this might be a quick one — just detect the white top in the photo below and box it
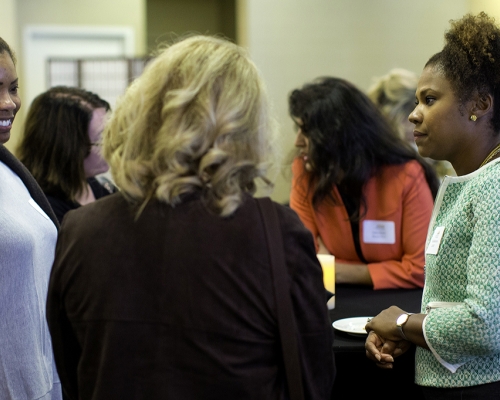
[0,161,61,399]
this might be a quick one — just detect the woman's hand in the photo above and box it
[335,261,372,285]
[365,306,429,353]
[365,331,411,369]
[316,236,373,285]
[365,305,406,341]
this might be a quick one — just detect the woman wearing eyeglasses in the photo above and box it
[17,86,115,223]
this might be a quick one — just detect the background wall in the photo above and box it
[147,0,235,52]
[2,0,500,204]
[241,0,470,203]
[2,0,18,51]
[470,0,500,17]
[16,0,146,53]
[4,0,147,152]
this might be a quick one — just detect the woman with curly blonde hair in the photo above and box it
[367,68,418,143]
[103,36,274,217]
[46,35,335,399]
[366,12,500,398]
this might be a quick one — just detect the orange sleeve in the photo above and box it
[290,158,319,252]
[367,163,433,289]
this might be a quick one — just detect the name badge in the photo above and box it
[426,226,445,255]
[362,220,395,244]
[29,198,50,220]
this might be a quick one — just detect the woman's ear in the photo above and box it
[471,93,493,119]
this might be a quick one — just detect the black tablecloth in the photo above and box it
[329,285,423,352]
[328,285,424,399]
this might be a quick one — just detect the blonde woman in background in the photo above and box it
[368,68,455,179]
[368,68,418,143]
[46,35,335,400]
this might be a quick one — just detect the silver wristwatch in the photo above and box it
[396,313,413,340]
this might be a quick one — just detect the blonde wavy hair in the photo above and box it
[367,68,418,140]
[103,35,276,217]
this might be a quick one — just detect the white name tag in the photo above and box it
[362,220,395,244]
[29,198,50,220]
[426,226,445,255]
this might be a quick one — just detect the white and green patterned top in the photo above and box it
[416,159,500,388]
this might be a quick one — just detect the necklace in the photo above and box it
[480,143,500,168]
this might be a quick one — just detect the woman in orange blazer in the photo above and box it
[289,77,439,289]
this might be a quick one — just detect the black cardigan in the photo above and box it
[47,192,336,400]
[0,144,59,228]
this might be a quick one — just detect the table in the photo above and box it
[329,284,424,399]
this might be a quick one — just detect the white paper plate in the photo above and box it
[332,317,372,336]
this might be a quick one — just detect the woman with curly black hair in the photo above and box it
[366,12,500,398]
[289,77,439,289]
[367,68,455,180]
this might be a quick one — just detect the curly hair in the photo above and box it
[367,68,418,141]
[289,77,439,221]
[103,35,276,217]
[426,12,500,133]
[17,86,110,201]
[0,36,15,64]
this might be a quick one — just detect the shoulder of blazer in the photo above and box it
[0,145,59,229]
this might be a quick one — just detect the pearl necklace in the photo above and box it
[480,143,500,168]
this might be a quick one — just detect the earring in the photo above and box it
[470,115,477,121]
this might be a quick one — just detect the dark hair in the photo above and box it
[17,86,110,201]
[0,37,16,64]
[425,12,500,133]
[289,77,439,221]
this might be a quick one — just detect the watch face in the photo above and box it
[397,313,409,326]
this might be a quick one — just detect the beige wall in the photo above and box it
[241,0,473,203]
[241,0,500,204]
[4,0,500,196]
[469,0,500,18]
[1,0,19,51]
[16,0,146,54]
[4,0,146,151]
[147,0,235,53]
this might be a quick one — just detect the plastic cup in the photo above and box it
[317,254,335,309]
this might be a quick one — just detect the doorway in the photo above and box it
[22,26,135,108]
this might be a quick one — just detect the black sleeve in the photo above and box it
[0,145,59,228]
[46,215,82,400]
[90,176,117,198]
[276,204,336,400]
[46,195,77,224]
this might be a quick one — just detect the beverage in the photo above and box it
[317,254,335,309]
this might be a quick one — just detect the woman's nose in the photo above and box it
[294,131,305,147]
[0,91,16,111]
[408,105,421,125]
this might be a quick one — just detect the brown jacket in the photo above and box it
[47,192,335,399]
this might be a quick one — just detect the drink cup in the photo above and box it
[317,254,335,309]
